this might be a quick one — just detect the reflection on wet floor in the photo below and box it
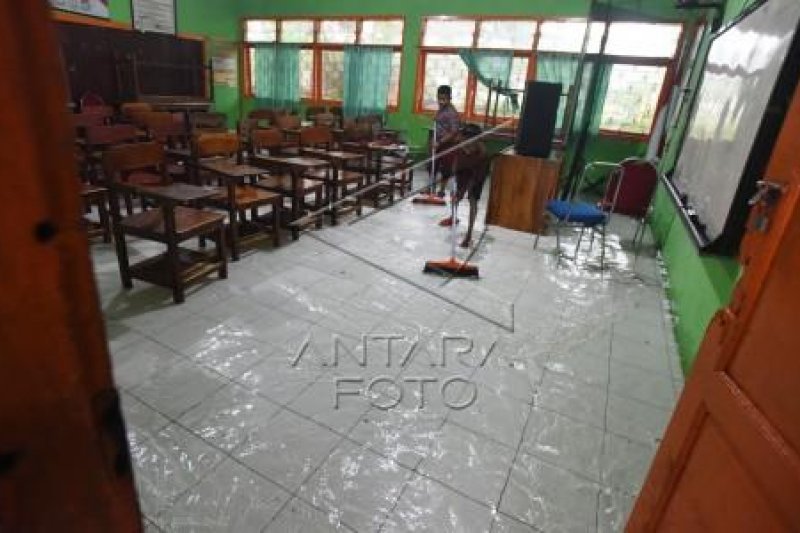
[95,173,684,532]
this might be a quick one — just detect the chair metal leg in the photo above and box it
[575,227,585,261]
[600,225,607,271]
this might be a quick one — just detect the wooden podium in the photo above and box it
[486,147,561,234]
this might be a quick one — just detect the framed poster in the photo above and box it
[132,0,176,34]
[50,0,110,18]
[210,41,238,88]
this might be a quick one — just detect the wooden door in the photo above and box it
[627,76,800,530]
[0,1,141,531]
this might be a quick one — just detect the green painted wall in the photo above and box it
[238,0,593,149]
[650,1,761,374]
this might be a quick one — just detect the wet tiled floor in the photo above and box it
[94,175,684,532]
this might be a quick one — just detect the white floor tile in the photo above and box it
[130,424,224,518]
[500,451,600,533]
[418,422,516,507]
[601,432,657,494]
[178,383,281,452]
[447,385,531,448]
[535,371,608,430]
[606,393,671,447]
[159,458,290,532]
[299,440,413,533]
[383,475,493,533]
[130,359,227,419]
[520,407,605,482]
[234,408,341,492]
[609,359,676,409]
[264,497,355,532]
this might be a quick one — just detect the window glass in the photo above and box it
[474,57,529,117]
[388,52,402,107]
[300,49,314,99]
[421,53,469,110]
[538,21,604,53]
[281,20,314,43]
[423,19,476,47]
[599,64,666,134]
[245,20,276,43]
[477,20,536,50]
[319,19,357,44]
[361,19,404,45]
[322,50,345,100]
[605,23,682,58]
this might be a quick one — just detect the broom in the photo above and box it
[423,161,479,278]
[412,124,447,206]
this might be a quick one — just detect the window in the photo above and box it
[416,16,683,136]
[362,19,404,45]
[474,57,530,117]
[322,50,345,101]
[245,20,276,43]
[599,64,666,134]
[477,20,536,50]
[244,17,405,108]
[538,20,604,53]
[319,19,357,44]
[281,20,314,43]
[421,54,469,111]
[423,19,476,47]
[605,22,682,58]
[417,17,537,121]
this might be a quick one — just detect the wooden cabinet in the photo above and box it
[486,147,561,234]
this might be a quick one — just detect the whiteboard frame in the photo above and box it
[665,0,800,255]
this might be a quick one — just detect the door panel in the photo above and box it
[628,63,800,532]
[661,420,786,533]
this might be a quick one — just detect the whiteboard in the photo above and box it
[673,0,800,243]
[132,0,176,35]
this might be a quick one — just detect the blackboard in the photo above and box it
[668,0,800,255]
[57,20,205,106]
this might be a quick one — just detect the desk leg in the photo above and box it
[227,181,240,261]
[291,171,300,241]
[330,166,340,226]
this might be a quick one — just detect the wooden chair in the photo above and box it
[194,132,283,259]
[250,127,293,156]
[120,102,153,128]
[80,184,111,243]
[312,112,338,128]
[103,142,227,304]
[299,126,365,198]
[305,105,327,120]
[248,108,275,122]
[249,135,324,229]
[141,112,192,181]
[274,113,303,154]
[190,112,227,134]
[83,124,140,184]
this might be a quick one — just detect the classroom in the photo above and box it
[2,0,799,531]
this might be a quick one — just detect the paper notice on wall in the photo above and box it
[211,42,239,88]
[132,0,176,34]
[50,0,109,18]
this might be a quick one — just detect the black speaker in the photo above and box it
[515,81,561,158]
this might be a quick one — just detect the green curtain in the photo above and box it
[459,49,519,112]
[565,59,612,139]
[252,43,301,111]
[343,45,393,119]
[535,53,581,131]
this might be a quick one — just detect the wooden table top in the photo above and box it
[300,147,365,162]
[200,159,265,178]
[136,182,219,203]
[251,154,330,170]
[165,147,192,159]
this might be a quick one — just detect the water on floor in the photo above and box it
[93,174,684,532]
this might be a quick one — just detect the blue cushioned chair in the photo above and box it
[534,161,623,269]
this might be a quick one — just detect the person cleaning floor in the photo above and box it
[431,85,461,199]
[450,123,490,248]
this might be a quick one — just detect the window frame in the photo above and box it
[242,15,405,111]
[414,15,686,138]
